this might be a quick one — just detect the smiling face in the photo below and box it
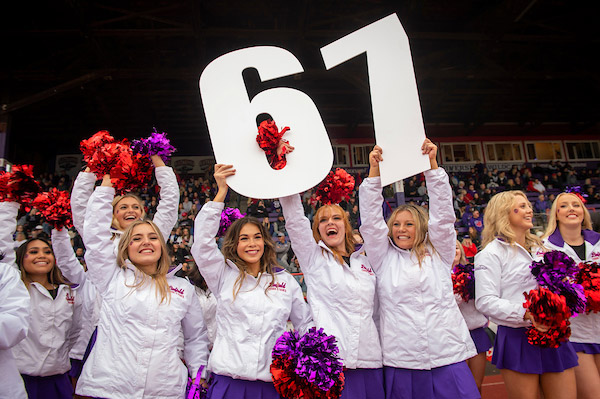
[391,210,417,249]
[114,196,143,230]
[556,193,584,228]
[316,206,347,253]
[508,195,534,232]
[127,223,161,268]
[22,239,55,276]
[237,223,265,269]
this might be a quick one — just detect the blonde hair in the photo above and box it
[387,205,433,267]
[454,239,467,267]
[221,217,278,300]
[111,193,146,231]
[117,220,171,304]
[481,191,542,250]
[312,204,356,265]
[543,193,593,238]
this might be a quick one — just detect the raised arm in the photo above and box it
[150,155,180,241]
[52,228,87,285]
[279,194,319,271]
[71,169,97,239]
[0,202,20,267]
[0,262,29,349]
[82,176,120,293]
[424,168,456,266]
[190,164,235,297]
[182,286,210,380]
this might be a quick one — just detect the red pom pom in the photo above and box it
[111,153,154,195]
[0,165,42,211]
[32,189,73,230]
[523,287,572,348]
[256,119,291,170]
[80,130,115,163]
[576,261,600,313]
[315,168,355,205]
[87,140,132,178]
[452,263,475,302]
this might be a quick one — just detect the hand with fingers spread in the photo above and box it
[524,310,551,333]
[276,139,295,157]
[421,138,438,169]
[213,164,236,202]
[368,145,383,178]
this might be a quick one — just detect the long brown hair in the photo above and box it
[312,204,356,264]
[387,204,433,267]
[221,217,278,299]
[16,237,67,287]
[111,193,147,231]
[116,219,171,304]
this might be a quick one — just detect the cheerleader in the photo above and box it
[0,223,30,399]
[475,190,577,399]
[0,201,83,399]
[190,164,312,399]
[359,141,479,399]
[279,185,384,397]
[64,154,179,377]
[542,192,600,398]
[74,175,208,399]
[452,241,491,394]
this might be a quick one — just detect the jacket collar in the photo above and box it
[317,240,364,260]
[548,228,600,247]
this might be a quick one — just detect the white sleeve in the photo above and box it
[474,247,527,325]
[358,177,391,274]
[152,166,180,241]
[190,201,227,297]
[425,168,457,265]
[52,228,86,285]
[0,202,20,267]
[0,262,30,349]
[280,195,320,272]
[83,186,120,294]
[288,277,313,334]
[71,171,97,239]
[182,287,210,380]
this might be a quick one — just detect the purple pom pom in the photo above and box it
[295,327,344,391]
[218,207,245,237]
[131,128,177,162]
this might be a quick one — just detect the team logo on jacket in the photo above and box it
[170,286,185,298]
[268,282,287,292]
[591,251,600,260]
[66,293,75,304]
[361,265,374,275]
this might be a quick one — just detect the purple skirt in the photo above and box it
[207,374,281,399]
[492,326,578,374]
[570,342,600,354]
[383,362,480,399]
[341,368,385,399]
[470,327,493,354]
[21,373,73,399]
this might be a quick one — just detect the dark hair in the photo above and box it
[16,237,67,286]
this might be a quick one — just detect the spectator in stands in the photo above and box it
[527,178,546,193]
[566,170,578,186]
[13,231,27,248]
[261,216,275,237]
[533,194,550,214]
[405,180,418,197]
[171,242,190,265]
[274,232,290,268]
[417,181,427,198]
[273,214,287,236]
[181,196,193,214]
[468,209,484,240]
[349,204,360,229]
[497,171,508,186]
[248,199,268,219]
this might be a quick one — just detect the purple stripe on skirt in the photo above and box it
[383,362,480,399]
[68,326,98,379]
[470,327,493,354]
[207,374,281,399]
[341,368,385,399]
[492,326,578,374]
[570,342,600,354]
[21,373,73,399]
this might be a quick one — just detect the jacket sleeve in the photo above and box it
[71,171,97,239]
[425,168,457,266]
[0,201,20,267]
[190,201,227,297]
[0,262,30,349]
[152,166,180,241]
[474,245,527,325]
[358,177,390,274]
[280,195,320,272]
[51,228,87,285]
[288,276,313,334]
[182,286,210,380]
[83,186,120,294]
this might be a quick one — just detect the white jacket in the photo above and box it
[455,296,488,331]
[280,194,382,369]
[67,166,180,360]
[0,262,30,399]
[474,238,542,328]
[544,229,600,344]
[195,287,217,345]
[359,169,476,369]
[191,201,313,382]
[77,186,209,399]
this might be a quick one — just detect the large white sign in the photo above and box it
[199,13,429,198]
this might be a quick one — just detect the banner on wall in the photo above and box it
[171,156,215,175]
[55,154,84,178]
